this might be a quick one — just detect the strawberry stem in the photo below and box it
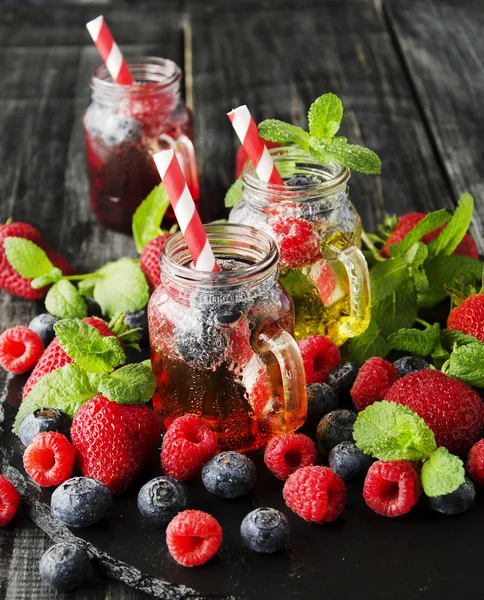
[361,230,385,263]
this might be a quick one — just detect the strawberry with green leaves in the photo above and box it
[447,293,484,343]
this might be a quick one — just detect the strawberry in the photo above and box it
[382,212,478,259]
[0,221,74,300]
[447,294,484,343]
[140,234,171,290]
[71,395,161,495]
[23,317,119,398]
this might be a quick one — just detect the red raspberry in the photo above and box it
[166,510,222,567]
[264,434,316,480]
[23,432,75,487]
[350,357,400,411]
[0,476,21,526]
[363,460,421,517]
[447,294,484,343]
[385,370,484,455]
[0,326,44,375]
[271,217,321,269]
[297,335,340,384]
[140,234,171,290]
[283,465,346,523]
[228,317,253,369]
[161,414,217,481]
[466,439,484,486]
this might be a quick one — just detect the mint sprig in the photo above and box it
[45,280,87,319]
[132,183,170,254]
[421,447,466,497]
[388,323,440,357]
[97,362,155,405]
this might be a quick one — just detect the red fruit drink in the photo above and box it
[83,57,199,233]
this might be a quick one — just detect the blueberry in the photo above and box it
[328,441,373,480]
[428,477,476,516]
[393,356,431,377]
[39,542,91,591]
[285,175,318,187]
[124,309,149,345]
[19,408,72,447]
[241,507,289,553]
[316,409,356,454]
[191,289,250,325]
[137,476,187,525]
[327,362,358,392]
[84,297,103,318]
[28,313,58,346]
[306,383,338,420]
[51,477,112,527]
[175,321,228,368]
[202,451,256,498]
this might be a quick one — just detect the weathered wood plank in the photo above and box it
[190,0,452,227]
[385,0,484,251]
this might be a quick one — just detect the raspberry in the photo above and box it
[0,476,21,526]
[283,466,346,523]
[363,460,421,517]
[23,432,76,487]
[0,326,44,374]
[350,357,400,411]
[385,370,484,455]
[297,335,340,384]
[166,510,223,567]
[447,294,484,343]
[161,414,217,481]
[264,434,316,480]
[271,217,321,269]
[466,439,484,486]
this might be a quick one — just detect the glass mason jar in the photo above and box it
[148,223,307,453]
[83,57,198,233]
[229,147,371,345]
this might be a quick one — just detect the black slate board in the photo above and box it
[2,369,484,600]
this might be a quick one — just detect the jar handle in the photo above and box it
[322,231,371,340]
[157,133,199,200]
[254,323,307,433]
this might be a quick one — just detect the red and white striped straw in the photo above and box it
[86,16,134,85]
[227,105,284,185]
[153,150,220,272]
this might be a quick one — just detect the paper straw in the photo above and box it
[153,150,220,272]
[227,105,284,185]
[86,16,134,85]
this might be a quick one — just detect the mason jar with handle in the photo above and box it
[148,223,307,452]
[229,147,371,345]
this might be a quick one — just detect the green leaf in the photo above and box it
[77,278,98,298]
[389,210,451,258]
[132,183,170,254]
[430,342,450,370]
[421,447,465,497]
[4,237,55,278]
[327,137,381,174]
[307,93,343,140]
[418,254,483,309]
[45,280,87,319]
[373,279,418,338]
[426,193,474,260]
[445,342,484,387]
[224,179,243,208]
[93,258,150,319]
[14,364,101,432]
[369,257,410,305]
[258,120,310,148]
[402,241,428,269]
[31,268,62,289]
[440,328,482,349]
[388,323,440,357]
[54,319,125,374]
[97,363,156,404]
[348,320,390,366]
[353,401,437,461]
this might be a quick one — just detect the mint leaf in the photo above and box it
[307,93,343,140]
[31,268,62,289]
[353,401,437,461]
[132,183,170,254]
[54,319,125,374]
[97,363,156,404]
[426,193,474,260]
[258,120,310,148]
[441,328,482,349]
[348,321,390,365]
[370,257,410,305]
[4,237,55,278]
[389,210,451,258]
[93,258,149,319]
[445,342,484,387]
[388,323,440,357]
[373,279,418,338]
[224,179,243,208]
[77,278,97,298]
[45,280,87,319]
[14,364,101,432]
[421,447,465,497]
[327,137,381,175]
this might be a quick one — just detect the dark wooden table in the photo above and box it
[0,0,483,598]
